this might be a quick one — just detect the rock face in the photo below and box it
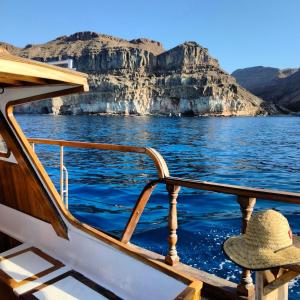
[1,32,272,116]
[232,66,300,112]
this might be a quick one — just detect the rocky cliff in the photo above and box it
[232,66,300,112]
[1,32,273,116]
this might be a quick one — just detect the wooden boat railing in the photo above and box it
[27,138,300,298]
[28,138,170,209]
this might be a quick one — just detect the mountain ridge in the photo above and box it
[232,66,300,112]
[1,31,276,116]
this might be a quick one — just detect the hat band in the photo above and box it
[274,243,293,253]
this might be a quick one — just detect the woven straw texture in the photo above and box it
[223,210,300,270]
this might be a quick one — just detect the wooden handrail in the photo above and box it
[29,138,300,203]
[121,180,159,243]
[162,177,300,204]
[27,138,169,179]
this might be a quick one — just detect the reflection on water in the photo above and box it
[17,114,300,299]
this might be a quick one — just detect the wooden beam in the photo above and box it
[264,270,300,296]
[175,280,203,300]
[0,72,47,85]
[163,177,300,204]
[121,181,158,243]
[145,147,170,178]
[27,138,169,179]
[27,138,147,153]
[0,84,85,109]
[0,77,23,86]
[0,53,86,78]
[283,263,300,273]
[255,267,300,300]
[0,56,89,91]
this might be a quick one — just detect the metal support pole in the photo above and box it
[60,145,64,201]
[63,165,69,209]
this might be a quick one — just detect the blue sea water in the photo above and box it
[17,115,300,298]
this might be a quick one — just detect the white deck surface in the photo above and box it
[0,250,53,282]
[14,266,71,296]
[0,204,187,299]
[33,276,107,300]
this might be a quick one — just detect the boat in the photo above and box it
[0,47,300,299]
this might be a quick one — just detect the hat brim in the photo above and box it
[223,235,300,271]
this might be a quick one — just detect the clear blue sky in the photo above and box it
[1,0,300,73]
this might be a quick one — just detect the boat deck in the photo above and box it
[0,243,122,300]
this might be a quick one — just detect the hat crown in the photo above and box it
[245,210,292,251]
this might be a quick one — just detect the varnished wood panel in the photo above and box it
[0,52,88,90]
[0,280,18,300]
[0,112,68,238]
[0,231,21,253]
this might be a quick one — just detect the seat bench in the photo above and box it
[0,244,64,290]
[0,244,121,299]
[21,270,121,300]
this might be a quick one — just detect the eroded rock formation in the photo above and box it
[232,66,300,112]
[1,32,274,116]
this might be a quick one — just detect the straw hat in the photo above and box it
[223,210,300,270]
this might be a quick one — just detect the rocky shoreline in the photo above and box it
[2,32,281,116]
